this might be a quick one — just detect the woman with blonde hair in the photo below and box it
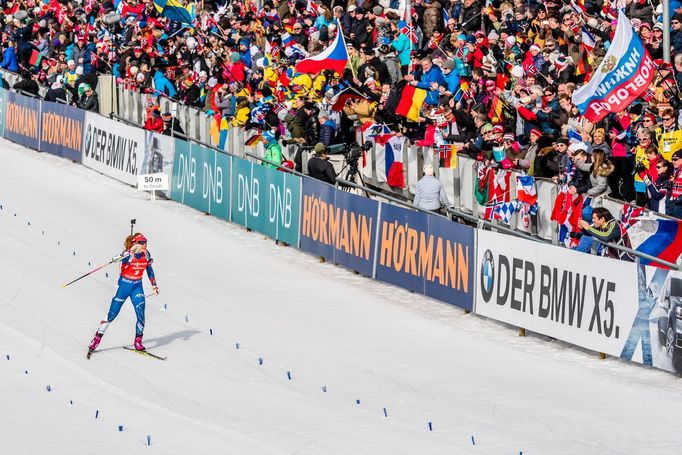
[573,150,615,197]
[87,233,159,357]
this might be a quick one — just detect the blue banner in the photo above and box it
[330,189,378,277]
[231,157,301,244]
[375,204,475,310]
[375,203,428,294]
[171,140,230,220]
[5,92,40,150]
[40,101,85,162]
[300,178,338,261]
[424,215,474,310]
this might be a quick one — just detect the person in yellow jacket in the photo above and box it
[231,97,251,127]
[633,129,654,207]
[655,107,682,161]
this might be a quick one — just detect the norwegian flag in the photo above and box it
[621,204,644,232]
[400,22,417,44]
[641,89,655,102]
[306,0,320,16]
[550,188,586,246]
[272,102,287,115]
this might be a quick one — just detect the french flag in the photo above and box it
[294,23,348,75]
[635,219,682,269]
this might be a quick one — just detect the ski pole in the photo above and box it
[62,256,122,288]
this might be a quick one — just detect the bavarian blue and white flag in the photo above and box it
[572,9,655,123]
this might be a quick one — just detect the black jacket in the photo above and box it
[307,156,336,184]
[77,91,99,112]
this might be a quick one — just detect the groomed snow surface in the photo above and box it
[0,136,680,454]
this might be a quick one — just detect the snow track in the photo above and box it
[1,137,681,454]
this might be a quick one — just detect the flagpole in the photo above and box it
[336,19,356,79]
[406,0,413,74]
[663,0,671,63]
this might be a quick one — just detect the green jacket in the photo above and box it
[263,142,282,169]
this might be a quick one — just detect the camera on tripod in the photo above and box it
[338,141,373,189]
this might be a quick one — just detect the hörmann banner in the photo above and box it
[40,101,85,162]
[299,178,379,277]
[82,112,145,186]
[231,157,301,244]
[476,230,639,357]
[5,91,41,150]
[375,204,474,310]
[171,140,230,220]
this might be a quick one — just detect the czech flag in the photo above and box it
[635,219,682,269]
[295,24,348,75]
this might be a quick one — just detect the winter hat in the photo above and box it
[554,54,568,69]
[185,36,197,49]
[653,22,664,31]
[505,35,516,47]
[262,130,276,143]
[568,142,588,153]
[530,128,542,138]
[529,44,541,53]
[492,125,504,134]
[503,133,514,142]
[511,65,524,78]
[314,142,326,155]
[208,77,218,88]
[556,136,569,145]
[488,30,499,41]
[230,52,241,63]
[76,66,84,75]
[136,72,145,82]
[372,5,383,16]
[442,60,455,71]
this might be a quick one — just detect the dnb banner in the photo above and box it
[5,91,40,150]
[299,178,379,277]
[40,101,84,162]
[375,204,474,311]
[171,140,230,220]
[231,157,301,245]
[475,230,645,361]
[82,112,144,186]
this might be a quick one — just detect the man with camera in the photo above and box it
[308,143,337,185]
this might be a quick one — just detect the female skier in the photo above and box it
[88,233,159,355]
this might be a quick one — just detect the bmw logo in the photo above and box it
[480,250,495,302]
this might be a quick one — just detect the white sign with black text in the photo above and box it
[475,230,639,357]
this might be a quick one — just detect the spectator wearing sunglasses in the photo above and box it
[87,233,160,356]
[656,107,682,161]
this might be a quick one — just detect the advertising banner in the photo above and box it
[424,215,475,309]
[0,89,7,137]
[625,267,682,374]
[299,179,379,277]
[5,91,40,150]
[82,112,145,185]
[231,157,301,244]
[171,141,230,220]
[142,131,175,197]
[375,204,474,310]
[299,178,337,261]
[40,101,84,162]
[475,230,639,357]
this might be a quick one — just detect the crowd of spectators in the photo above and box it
[0,0,681,218]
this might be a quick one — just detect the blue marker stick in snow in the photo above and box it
[428,422,433,431]
[258,357,263,365]
[322,386,327,392]
[46,385,51,392]
[235,342,240,349]
[118,425,123,432]
[383,408,388,417]
[209,329,213,335]
[287,371,291,380]
[95,410,99,419]
[471,436,475,445]
[147,435,151,446]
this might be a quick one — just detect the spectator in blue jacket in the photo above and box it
[409,56,445,106]
[153,69,177,98]
[439,60,461,101]
[0,42,19,72]
[318,111,336,146]
[391,22,412,76]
